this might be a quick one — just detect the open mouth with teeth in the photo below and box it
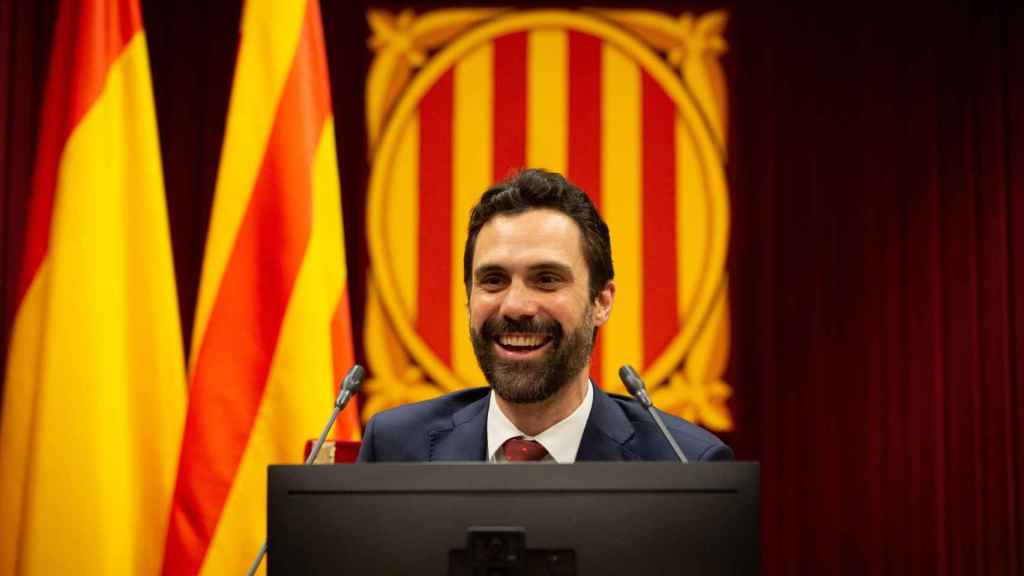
[495,333,554,353]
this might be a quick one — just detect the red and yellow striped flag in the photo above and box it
[0,0,186,573]
[162,0,359,572]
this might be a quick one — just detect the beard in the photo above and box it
[470,307,595,404]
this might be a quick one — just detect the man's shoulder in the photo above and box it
[603,391,733,461]
[358,387,491,461]
[368,387,491,432]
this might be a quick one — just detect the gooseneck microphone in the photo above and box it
[618,365,689,463]
[246,364,367,576]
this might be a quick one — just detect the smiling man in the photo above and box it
[358,169,732,462]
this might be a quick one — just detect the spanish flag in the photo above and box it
[0,0,186,573]
[161,0,358,572]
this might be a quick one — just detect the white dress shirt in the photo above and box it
[486,381,594,463]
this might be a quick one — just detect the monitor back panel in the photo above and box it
[268,462,759,575]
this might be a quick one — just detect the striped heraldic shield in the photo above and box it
[363,8,733,432]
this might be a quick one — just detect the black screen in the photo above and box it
[268,462,758,575]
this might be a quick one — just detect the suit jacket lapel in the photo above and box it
[576,385,639,461]
[427,386,637,461]
[428,394,489,461]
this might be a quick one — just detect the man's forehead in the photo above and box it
[477,208,583,244]
[472,209,585,268]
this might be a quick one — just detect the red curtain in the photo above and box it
[1,1,1021,574]
[728,4,1023,574]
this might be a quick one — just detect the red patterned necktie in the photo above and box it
[503,437,549,461]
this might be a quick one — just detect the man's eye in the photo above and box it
[537,274,561,286]
[479,276,505,287]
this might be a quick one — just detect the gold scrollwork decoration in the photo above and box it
[366,8,505,151]
[590,9,729,152]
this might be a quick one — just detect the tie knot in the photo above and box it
[503,437,549,462]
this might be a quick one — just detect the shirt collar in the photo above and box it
[486,381,594,463]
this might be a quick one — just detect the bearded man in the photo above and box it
[358,169,731,463]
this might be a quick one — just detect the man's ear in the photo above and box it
[592,280,615,327]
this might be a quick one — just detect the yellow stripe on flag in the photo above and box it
[314,118,349,292]
[388,113,420,320]
[527,29,568,173]
[0,32,185,575]
[452,42,493,387]
[676,114,708,320]
[0,268,46,576]
[190,0,308,366]
[600,44,642,394]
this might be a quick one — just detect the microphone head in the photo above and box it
[618,365,646,397]
[341,364,366,394]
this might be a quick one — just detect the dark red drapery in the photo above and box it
[727,4,1023,573]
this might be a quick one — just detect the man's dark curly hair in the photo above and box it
[463,168,614,301]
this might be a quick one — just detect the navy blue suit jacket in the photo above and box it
[357,384,733,462]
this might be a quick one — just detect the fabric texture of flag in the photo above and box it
[161,0,359,573]
[0,0,186,573]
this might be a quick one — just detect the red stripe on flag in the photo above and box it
[641,72,679,368]
[161,1,331,572]
[17,0,141,304]
[568,31,601,201]
[493,32,526,181]
[417,71,453,363]
[568,31,604,383]
[330,285,360,440]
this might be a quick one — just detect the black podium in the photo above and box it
[268,462,759,575]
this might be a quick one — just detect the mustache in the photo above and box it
[480,317,562,341]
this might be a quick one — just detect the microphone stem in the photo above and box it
[305,390,350,466]
[646,407,689,463]
[246,542,268,576]
[247,368,362,576]
[619,365,690,464]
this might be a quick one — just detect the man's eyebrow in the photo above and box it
[473,262,573,277]
[528,262,573,276]
[473,264,505,276]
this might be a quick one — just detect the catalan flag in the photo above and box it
[161,0,358,572]
[0,0,186,573]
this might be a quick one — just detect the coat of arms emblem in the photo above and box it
[362,8,733,431]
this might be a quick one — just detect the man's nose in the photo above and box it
[499,280,539,319]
